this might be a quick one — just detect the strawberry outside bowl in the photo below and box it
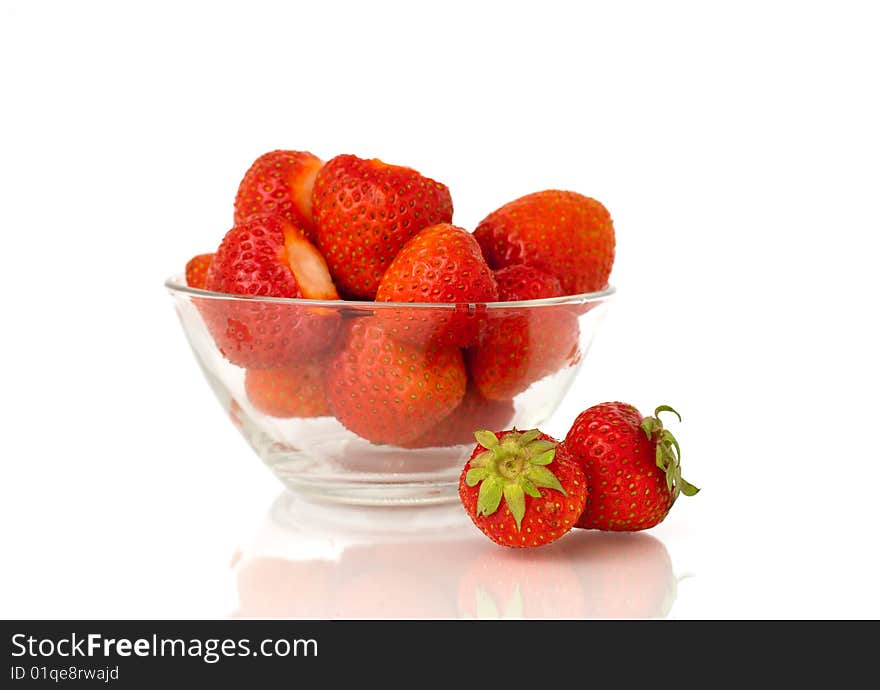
[165,277,614,505]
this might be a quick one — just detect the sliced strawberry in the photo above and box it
[234,150,324,240]
[201,215,340,369]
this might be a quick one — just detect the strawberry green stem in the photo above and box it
[639,405,699,504]
[466,429,566,531]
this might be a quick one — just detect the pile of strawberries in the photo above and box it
[185,150,615,449]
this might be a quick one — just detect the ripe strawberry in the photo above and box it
[325,319,466,446]
[467,266,579,400]
[563,403,699,531]
[244,360,330,418]
[375,223,498,347]
[459,429,587,548]
[401,383,515,448]
[474,190,615,294]
[233,150,324,240]
[206,214,338,300]
[201,214,340,369]
[490,264,563,301]
[311,154,454,298]
[185,253,214,289]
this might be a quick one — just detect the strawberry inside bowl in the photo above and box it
[166,278,614,505]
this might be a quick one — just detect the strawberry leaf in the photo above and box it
[520,477,541,498]
[654,405,682,423]
[466,467,489,486]
[474,430,500,449]
[641,417,659,440]
[477,475,503,516]
[662,429,681,463]
[529,449,556,466]
[526,439,556,455]
[678,477,700,496]
[518,429,542,445]
[469,450,494,468]
[503,483,526,530]
[525,465,567,496]
[655,444,668,471]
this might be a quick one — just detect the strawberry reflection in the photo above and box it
[458,531,677,619]
[232,492,679,619]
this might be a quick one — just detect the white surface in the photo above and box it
[1,0,878,619]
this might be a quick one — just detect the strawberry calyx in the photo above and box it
[639,405,699,504]
[465,429,567,531]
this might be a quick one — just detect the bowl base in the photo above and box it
[258,437,467,506]
[278,477,459,506]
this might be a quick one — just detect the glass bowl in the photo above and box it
[165,277,614,505]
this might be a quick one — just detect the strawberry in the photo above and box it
[311,154,454,298]
[201,214,340,369]
[459,429,587,548]
[233,150,324,240]
[490,264,563,301]
[206,214,337,300]
[401,383,515,448]
[244,360,330,418]
[325,319,466,446]
[474,190,615,294]
[467,266,579,400]
[563,403,699,531]
[375,223,498,347]
[185,253,214,289]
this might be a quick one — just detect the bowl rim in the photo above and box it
[164,275,615,309]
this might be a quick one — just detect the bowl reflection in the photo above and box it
[231,492,680,619]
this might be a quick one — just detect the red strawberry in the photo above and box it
[185,253,214,289]
[206,214,338,300]
[459,429,587,548]
[467,266,579,400]
[401,384,515,448]
[563,403,699,531]
[491,264,563,301]
[325,319,466,446]
[201,214,340,369]
[474,190,615,294]
[311,154,454,298]
[233,150,324,240]
[244,360,330,418]
[375,223,498,347]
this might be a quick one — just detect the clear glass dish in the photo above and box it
[166,277,614,505]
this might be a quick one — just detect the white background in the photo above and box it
[1,0,878,618]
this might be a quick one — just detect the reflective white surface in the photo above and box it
[231,492,680,619]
